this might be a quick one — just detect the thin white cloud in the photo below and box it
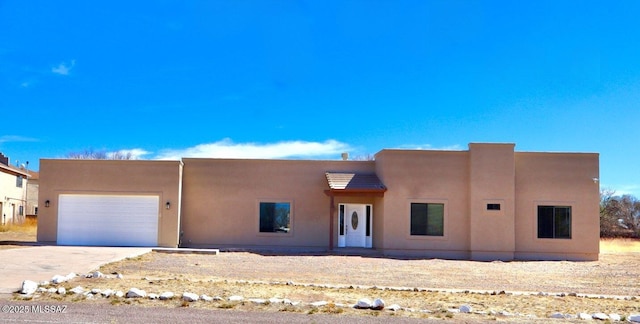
[51,60,76,75]
[397,144,464,151]
[110,148,151,160]
[0,135,38,143]
[603,184,640,197]
[155,139,350,160]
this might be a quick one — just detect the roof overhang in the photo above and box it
[0,163,28,177]
[324,172,387,197]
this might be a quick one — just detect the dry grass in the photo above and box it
[24,239,640,322]
[0,217,37,234]
[600,238,640,253]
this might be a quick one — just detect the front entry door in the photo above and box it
[345,204,367,247]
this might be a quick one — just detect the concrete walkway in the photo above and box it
[0,246,151,296]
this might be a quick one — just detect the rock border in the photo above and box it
[15,273,640,322]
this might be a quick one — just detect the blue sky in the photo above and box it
[1,1,639,196]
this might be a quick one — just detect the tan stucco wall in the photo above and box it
[36,143,600,260]
[514,152,600,260]
[37,159,183,247]
[469,143,516,260]
[180,158,376,249]
[374,149,471,258]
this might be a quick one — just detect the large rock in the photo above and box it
[249,298,268,305]
[228,295,244,302]
[57,287,66,295]
[629,314,640,323]
[310,301,328,307]
[550,312,567,319]
[200,295,213,302]
[159,292,175,300]
[609,313,621,321]
[371,298,385,310]
[578,313,592,320]
[20,280,38,295]
[182,292,199,302]
[126,288,147,298]
[459,305,473,313]
[89,271,105,279]
[70,286,84,294]
[592,313,609,320]
[51,275,67,284]
[356,298,372,309]
[101,289,114,297]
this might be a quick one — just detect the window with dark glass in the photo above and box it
[410,203,444,236]
[16,176,23,188]
[487,203,501,210]
[259,202,290,233]
[339,205,345,236]
[537,206,571,239]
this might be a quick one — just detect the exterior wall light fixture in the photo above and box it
[592,178,599,183]
[166,201,171,210]
[45,200,50,208]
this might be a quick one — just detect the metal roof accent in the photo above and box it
[325,172,386,192]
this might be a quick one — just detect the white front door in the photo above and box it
[345,204,367,247]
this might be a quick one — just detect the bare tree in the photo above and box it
[600,189,640,238]
[66,149,133,160]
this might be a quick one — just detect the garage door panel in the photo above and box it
[57,195,159,246]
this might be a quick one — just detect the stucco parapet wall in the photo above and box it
[40,159,183,166]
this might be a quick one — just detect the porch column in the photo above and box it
[329,194,335,250]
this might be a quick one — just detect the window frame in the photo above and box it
[257,200,293,236]
[16,175,23,188]
[537,205,572,239]
[408,199,447,238]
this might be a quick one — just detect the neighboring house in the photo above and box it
[26,171,39,217]
[37,143,601,261]
[0,153,29,225]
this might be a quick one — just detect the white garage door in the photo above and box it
[57,194,159,246]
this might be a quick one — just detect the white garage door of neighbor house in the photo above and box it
[57,194,159,246]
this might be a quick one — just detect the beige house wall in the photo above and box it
[468,143,516,261]
[514,152,600,260]
[180,158,376,249]
[37,159,183,247]
[36,143,600,260]
[374,149,471,258]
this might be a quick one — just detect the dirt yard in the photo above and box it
[23,240,640,322]
[3,227,640,321]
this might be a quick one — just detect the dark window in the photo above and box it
[16,176,23,188]
[259,202,291,233]
[537,206,571,239]
[339,205,345,236]
[410,203,444,236]
[487,203,501,210]
[365,205,371,237]
[35,207,38,215]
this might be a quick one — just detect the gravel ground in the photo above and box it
[104,250,640,297]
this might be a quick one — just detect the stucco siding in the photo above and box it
[180,158,376,249]
[37,159,183,247]
[375,150,470,257]
[514,152,600,260]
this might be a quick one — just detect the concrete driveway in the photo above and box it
[0,246,151,296]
